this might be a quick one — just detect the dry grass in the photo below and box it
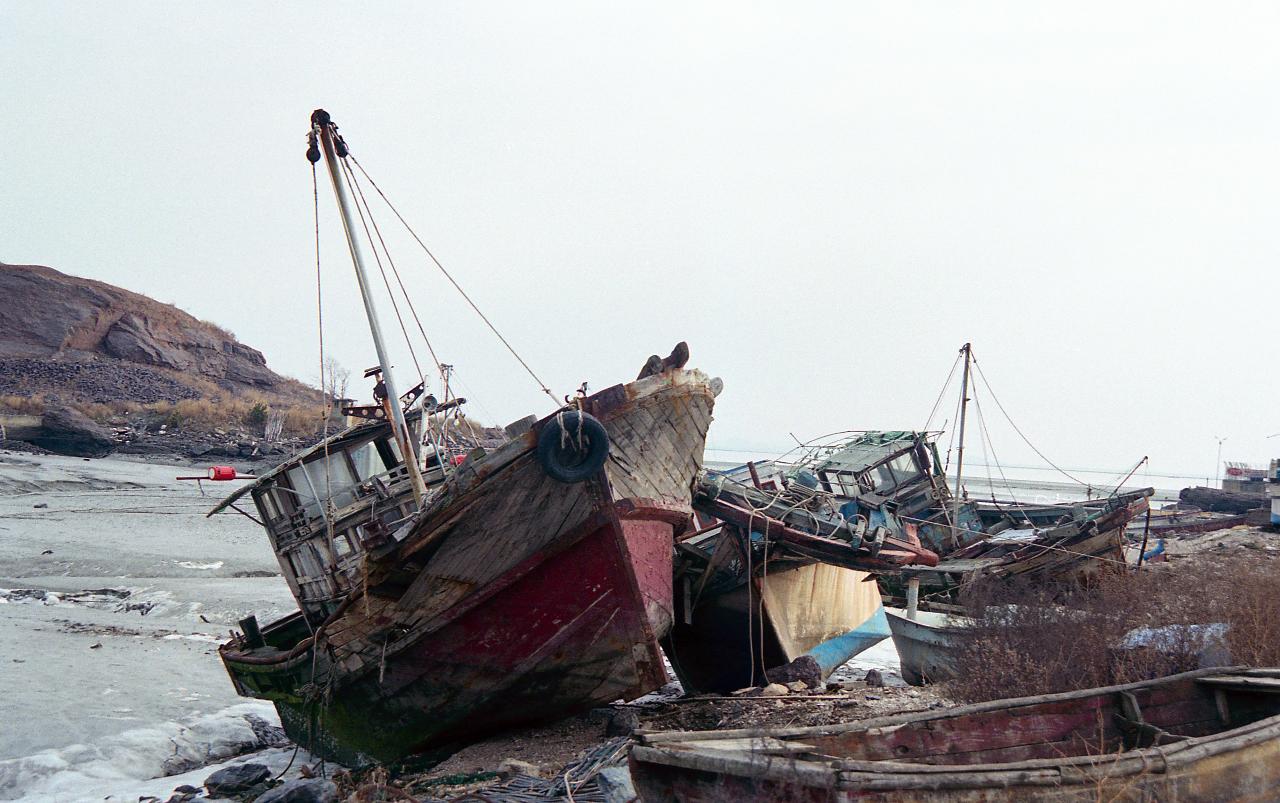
[947,554,1280,703]
[0,394,46,415]
[144,395,328,437]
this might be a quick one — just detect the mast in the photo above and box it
[950,342,972,546]
[310,109,427,504]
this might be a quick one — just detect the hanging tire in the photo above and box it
[536,410,610,483]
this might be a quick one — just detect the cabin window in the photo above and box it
[871,463,897,492]
[332,531,355,558]
[349,440,387,481]
[380,505,407,531]
[304,451,358,510]
[378,437,403,468]
[887,453,922,488]
[255,489,282,522]
[285,465,323,520]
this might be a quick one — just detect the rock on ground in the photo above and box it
[764,655,823,689]
[252,778,338,803]
[30,406,116,457]
[205,762,271,796]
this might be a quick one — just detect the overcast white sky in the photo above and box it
[3,2,1277,483]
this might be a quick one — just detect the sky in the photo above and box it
[2,1,1278,484]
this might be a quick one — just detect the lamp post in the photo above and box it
[1213,436,1227,489]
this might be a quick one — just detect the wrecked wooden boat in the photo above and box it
[880,489,1152,608]
[630,667,1280,801]
[665,444,942,693]
[883,606,969,686]
[214,110,719,766]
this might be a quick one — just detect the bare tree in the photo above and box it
[322,357,351,407]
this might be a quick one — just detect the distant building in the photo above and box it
[1222,461,1268,496]
[1269,460,1280,526]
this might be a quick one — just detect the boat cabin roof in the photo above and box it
[813,431,931,474]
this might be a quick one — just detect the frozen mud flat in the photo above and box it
[0,452,308,800]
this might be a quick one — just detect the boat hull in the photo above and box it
[222,369,716,765]
[631,668,1280,802]
[884,607,967,686]
[666,564,888,693]
[229,511,671,765]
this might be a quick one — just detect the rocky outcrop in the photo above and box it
[30,406,116,457]
[0,263,283,389]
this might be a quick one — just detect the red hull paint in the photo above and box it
[256,505,675,764]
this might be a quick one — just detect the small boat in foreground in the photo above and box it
[630,667,1280,801]
[883,606,969,686]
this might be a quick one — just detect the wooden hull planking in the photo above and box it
[222,369,715,765]
[883,607,968,686]
[630,668,1280,802]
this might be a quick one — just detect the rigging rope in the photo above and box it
[970,383,1032,519]
[922,351,963,432]
[342,157,448,393]
[348,155,561,406]
[969,352,1090,488]
[338,158,425,386]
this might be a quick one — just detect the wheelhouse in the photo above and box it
[210,412,461,621]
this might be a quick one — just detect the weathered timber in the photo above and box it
[630,667,1280,802]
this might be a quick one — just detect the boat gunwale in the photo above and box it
[637,666,1277,744]
[632,667,1280,791]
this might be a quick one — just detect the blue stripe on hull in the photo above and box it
[805,605,892,675]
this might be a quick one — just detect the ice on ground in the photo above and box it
[0,452,304,799]
[831,637,908,687]
[176,560,226,570]
[0,701,323,802]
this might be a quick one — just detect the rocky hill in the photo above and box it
[0,263,323,458]
[0,263,284,390]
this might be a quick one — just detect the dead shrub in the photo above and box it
[0,394,46,415]
[947,553,1280,703]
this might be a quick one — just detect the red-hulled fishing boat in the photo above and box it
[213,110,719,766]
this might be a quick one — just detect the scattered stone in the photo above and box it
[603,708,640,737]
[759,683,789,697]
[205,762,271,796]
[32,502,47,508]
[864,669,884,687]
[763,655,822,689]
[865,693,882,701]
[40,549,52,555]
[730,687,757,696]
[495,758,541,780]
[596,766,637,803]
[173,785,200,794]
[252,778,338,803]
[32,406,116,457]
[246,713,291,748]
[89,643,102,649]
[785,680,809,693]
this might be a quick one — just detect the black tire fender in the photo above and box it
[536,410,610,483]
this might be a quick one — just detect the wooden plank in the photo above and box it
[1197,676,1280,693]
[668,737,818,754]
